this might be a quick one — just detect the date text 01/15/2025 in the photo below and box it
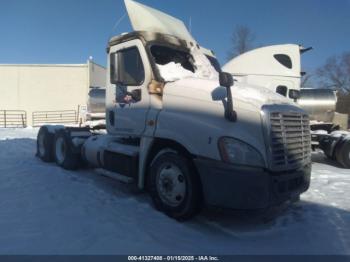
[127,256,220,261]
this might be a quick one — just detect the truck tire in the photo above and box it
[148,151,202,220]
[37,126,54,162]
[336,140,350,168]
[324,150,335,160]
[53,129,81,170]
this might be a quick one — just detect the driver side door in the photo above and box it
[109,39,151,136]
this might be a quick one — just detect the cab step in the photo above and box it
[94,168,134,184]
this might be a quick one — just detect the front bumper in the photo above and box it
[194,158,311,210]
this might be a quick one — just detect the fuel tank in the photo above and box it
[87,88,106,117]
[298,88,337,122]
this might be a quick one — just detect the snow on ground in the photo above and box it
[0,128,349,255]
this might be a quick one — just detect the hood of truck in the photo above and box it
[125,0,195,43]
[164,77,294,110]
[158,77,296,164]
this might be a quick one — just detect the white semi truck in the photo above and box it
[223,46,350,168]
[36,0,311,220]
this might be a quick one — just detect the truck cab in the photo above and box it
[36,0,312,220]
[223,44,305,100]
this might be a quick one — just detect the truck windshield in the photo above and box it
[150,45,218,82]
[150,45,196,82]
[151,45,196,72]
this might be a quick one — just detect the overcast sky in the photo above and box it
[1,0,349,73]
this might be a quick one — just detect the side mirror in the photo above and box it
[289,89,300,101]
[219,72,234,88]
[211,86,227,101]
[218,72,237,122]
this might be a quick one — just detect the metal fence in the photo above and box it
[32,110,78,127]
[0,110,27,128]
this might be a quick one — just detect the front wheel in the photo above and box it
[148,151,202,220]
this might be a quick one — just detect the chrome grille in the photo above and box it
[264,106,311,171]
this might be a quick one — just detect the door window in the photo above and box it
[110,47,145,86]
[276,85,288,97]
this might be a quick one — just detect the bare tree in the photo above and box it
[317,52,350,93]
[301,73,313,88]
[227,25,255,60]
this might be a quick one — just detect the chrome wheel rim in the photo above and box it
[156,162,186,207]
[55,137,66,164]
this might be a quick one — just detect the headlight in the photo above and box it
[218,137,265,167]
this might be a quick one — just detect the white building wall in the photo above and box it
[0,64,89,126]
[88,61,107,88]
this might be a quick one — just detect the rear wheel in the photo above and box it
[53,130,81,170]
[324,150,335,160]
[336,140,350,168]
[37,126,54,162]
[148,151,202,220]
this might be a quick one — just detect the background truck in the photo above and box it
[223,45,350,168]
[36,0,312,220]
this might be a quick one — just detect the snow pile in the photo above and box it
[0,128,350,254]
[191,46,219,80]
[157,47,219,82]
[157,62,195,82]
[0,127,38,140]
[225,81,293,107]
[82,119,106,128]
